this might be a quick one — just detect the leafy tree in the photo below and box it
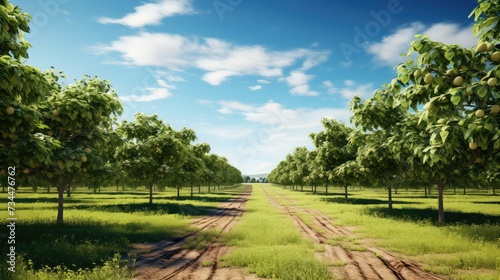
[350,0,500,224]
[116,113,188,204]
[311,119,355,198]
[39,76,122,223]
[0,1,58,177]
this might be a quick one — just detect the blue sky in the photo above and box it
[14,0,479,174]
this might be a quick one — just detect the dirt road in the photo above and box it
[262,186,445,280]
[131,185,262,280]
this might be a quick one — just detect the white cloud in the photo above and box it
[249,85,263,91]
[283,70,319,96]
[120,70,182,102]
[323,80,337,94]
[257,79,271,84]
[367,22,477,66]
[197,99,213,105]
[213,100,352,174]
[93,32,330,88]
[202,126,255,140]
[156,79,176,89]
[121,87,172,102]
[337,80,374,99]
[166,74,186,82]
[98,0,195,28]
[344,80,356,87]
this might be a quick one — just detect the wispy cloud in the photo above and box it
[121,87,172,102]
[323,80,337,94]
[283,70,319,96]
[367,22,477,66]
[249,85,263,91]
[331,80,374,99]
[120,70,181,102]
[92,32,330,88]
[98,0,195,28]
[214,100,351,173]
[197,99,213,105]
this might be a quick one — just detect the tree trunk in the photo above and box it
[344,183,348,200]
[57,181,66,224]
[437,180,445,225]
[149,183,153,204]
[424,185,428,197]
[208,183,211,193]
[387,183,393,210]
[325,183,328,195]
[453,185,457,195]
[463,185,466,195]
[177,185,180,198]
[190,184,194,197]
[47,185,50,193]
[66,185,71,198]
[198,184,201,194]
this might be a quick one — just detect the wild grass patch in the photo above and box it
[222,185,333,280]
[267,185,500,279]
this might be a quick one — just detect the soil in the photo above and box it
[131,185,263,280]
[261,186,446,280]
[131,185,446,280]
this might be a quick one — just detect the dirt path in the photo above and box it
[261,186,445,280]
[131,186,263,280]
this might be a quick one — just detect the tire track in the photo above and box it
[132,186,258,280]
[261,186,444,280]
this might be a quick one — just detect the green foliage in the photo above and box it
[2,253,135,280]
[270,0,500,225]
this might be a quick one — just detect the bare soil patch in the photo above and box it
[131,186,263,280]
[261,186,445,280]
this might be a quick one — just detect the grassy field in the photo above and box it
[0,185,244,280]
[1,184,498,279]
[266,184,500,280]
[221,185,333,279]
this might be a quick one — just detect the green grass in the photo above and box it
[221,185,333,280]
[0,185,245,280]
[266,184,500,279]
[5,254,136,280]
[182,230,219,250]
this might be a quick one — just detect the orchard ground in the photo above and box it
[0,183,498,280]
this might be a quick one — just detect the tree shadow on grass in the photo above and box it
[322,197,417,205]
[154,195,234,203]
[0,218,189,270]
[365,207,500,226]
[0,197,85,204]
[472,201,500,205]
[71,202,230,216]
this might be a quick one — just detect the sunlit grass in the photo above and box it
[266,184,500,279]
[222,185,333,280]
[0,185,244,280]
